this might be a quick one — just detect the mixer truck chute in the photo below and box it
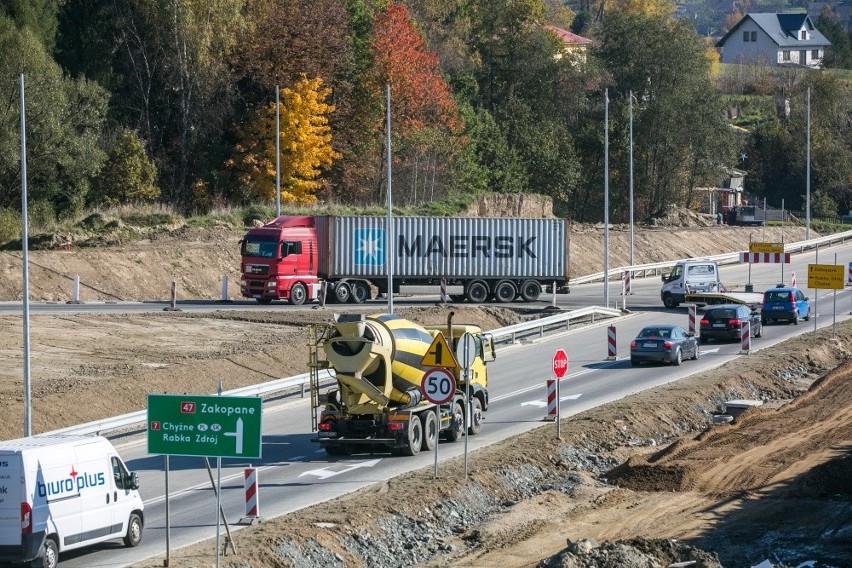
[308,313,495,457]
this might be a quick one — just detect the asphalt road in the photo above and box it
[18,241,852,567]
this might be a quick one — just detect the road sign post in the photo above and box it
[552,349,568,438]
[147,394,263,459]
[421,367,457,478]
[456,333,476,477]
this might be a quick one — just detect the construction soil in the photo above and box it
[0,216,849,567]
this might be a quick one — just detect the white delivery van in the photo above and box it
[0,435,143,568]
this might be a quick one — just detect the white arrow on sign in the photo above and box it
[223,417,243,454]
[299,458,382,480]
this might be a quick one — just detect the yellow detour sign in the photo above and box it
[749,242,784,254]
[807,264,845,289]
[421,332,459,368]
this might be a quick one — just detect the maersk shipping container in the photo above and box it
[314,216,568,283]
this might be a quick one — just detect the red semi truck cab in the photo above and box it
[240,215,320,305]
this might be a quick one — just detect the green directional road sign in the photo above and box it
[147,394,262,459]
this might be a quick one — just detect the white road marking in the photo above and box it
[298,458,383,480]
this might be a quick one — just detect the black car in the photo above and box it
[700,304,762,342]
[630,325,699,366]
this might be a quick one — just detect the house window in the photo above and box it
[782,50,791,61]
[743,31,749,42]
[812,49,820,58]
[750,31,757,41]
[800,30,807,40]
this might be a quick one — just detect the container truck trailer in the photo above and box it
[307,312,496,456]
[239,215,568,304]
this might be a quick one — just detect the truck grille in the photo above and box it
[245,264,269,275]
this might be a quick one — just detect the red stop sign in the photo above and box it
[553,349,568,378]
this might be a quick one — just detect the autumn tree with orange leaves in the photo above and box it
[369,2,462,205]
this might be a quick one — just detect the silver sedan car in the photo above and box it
[630,325,699,366]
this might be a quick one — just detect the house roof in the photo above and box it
[716,13,831,48]
[544,25,593,46]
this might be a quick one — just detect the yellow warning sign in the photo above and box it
[807,263,845,290]
[749,242,784,254]
[420,332,459,368]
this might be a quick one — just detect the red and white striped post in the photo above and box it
[440,277,448,304]
[740,320,751,354]
[688,304,697,334]
[847,262,852,286]
[545,379,557,420]
[791,272,797,288]
[239,467,261,524]
[606,325,617,360]
[623,270,631,294]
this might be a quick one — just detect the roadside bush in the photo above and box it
[0,208,20,243]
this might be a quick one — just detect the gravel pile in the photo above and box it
[265,447,628,568]
[537,537,724,568]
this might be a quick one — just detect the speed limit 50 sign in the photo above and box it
[421,367,457,405]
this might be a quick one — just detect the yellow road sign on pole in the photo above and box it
[420,332,459,368]
[749,242,784,254]
[807,264,845,289]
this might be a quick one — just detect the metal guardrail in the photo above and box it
[45,306,625,437]
[570,229,852,285]
[490,306,622,344]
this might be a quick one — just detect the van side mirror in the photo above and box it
[661,273,669,283]
[127,472,140,490]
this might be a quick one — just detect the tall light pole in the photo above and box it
[603,88,610,309]
[275,85,281,218]
[20,74,32,437]
[806,86,811,240]
[629,91,634,271]
[385,84,394,314]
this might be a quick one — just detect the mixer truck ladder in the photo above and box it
[307,324,333,433]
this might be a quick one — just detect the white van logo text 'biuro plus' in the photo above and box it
[37,466,105,498]
[398,235,538,259]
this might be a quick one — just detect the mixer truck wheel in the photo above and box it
[288,283,307,306]
[420,412,438,451]
[333,282,351,304]
[465,281,489,303]
[400,415,423,456]
[444,402,465,442]
[467,397,483,435]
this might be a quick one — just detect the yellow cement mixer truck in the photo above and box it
[308,313,496,456]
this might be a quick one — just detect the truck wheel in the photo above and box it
[663,294,679,308]
[520,280,542,302]
[465,281,488,303]
[256,298,272,305]
[420,412,437,451]
[444,402,464,442]
[467,397,483,435]
[288,283,307,306]
[123,513,143,547]
[400,415,422,456]
[333,283,351,304]
[493,280,516,303]
[37,537,58,568]
[350,281,371,304]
